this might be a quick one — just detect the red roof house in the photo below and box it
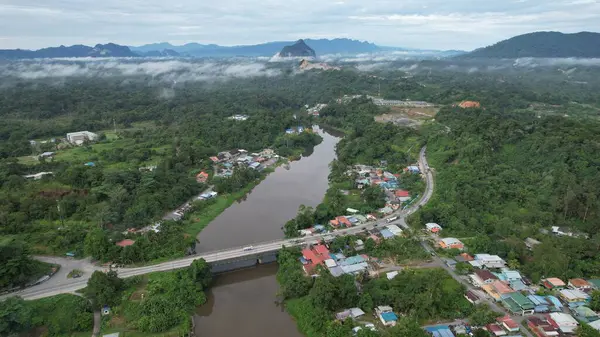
[209,156,219,163]
[336,216,352,228]
[196,171,209,183]
[497,315,519,332]
[116,239,135,247]
[395,190,410,198]
[485,323,506,336]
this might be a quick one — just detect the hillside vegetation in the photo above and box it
[464,31,600,58]
[415,107,600,280]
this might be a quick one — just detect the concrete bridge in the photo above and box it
[4,146,433,301]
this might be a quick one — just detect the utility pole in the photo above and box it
[113,118,117,134]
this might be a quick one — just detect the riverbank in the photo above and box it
[183,167,275,238]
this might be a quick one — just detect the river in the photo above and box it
[192,126,340,337]
[195,126,341,252]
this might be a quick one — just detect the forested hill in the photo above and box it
[463,31,600,58]
[418,108,600,280]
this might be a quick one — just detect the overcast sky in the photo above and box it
[1,0,599,51]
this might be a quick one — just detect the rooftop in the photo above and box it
[116,239,135,247]
[544,278,566,287]
[568,278,591,288]
[475,269,498,281]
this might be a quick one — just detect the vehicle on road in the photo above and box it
[387,216,398,223]
[242,246,254,251]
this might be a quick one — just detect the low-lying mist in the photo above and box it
[0,58,282,83]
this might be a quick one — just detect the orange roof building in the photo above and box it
[116,239,135,247]
[196,171,209,183]
[459,101,481,108]
[568,278,592,290]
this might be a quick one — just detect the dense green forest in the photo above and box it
[414,107,600,280]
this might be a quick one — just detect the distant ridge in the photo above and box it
[130,38,382,57]
[0,43,138,59]
[462,31,600,58]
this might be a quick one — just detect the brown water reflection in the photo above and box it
[193,264,304,337]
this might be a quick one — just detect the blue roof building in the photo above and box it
[380,229,394,239]
[426,325,455,337]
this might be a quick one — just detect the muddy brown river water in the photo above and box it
[193,127,340,337]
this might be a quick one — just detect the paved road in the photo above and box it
[4,147,434,301]
[91,311,101,337]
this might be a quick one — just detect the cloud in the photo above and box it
[0,0,598,51]
[0,58,281,82]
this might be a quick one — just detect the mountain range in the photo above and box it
[3,31,598,60]
[0,43,139,59]
[462,31,600,58]
[130,38,382,57]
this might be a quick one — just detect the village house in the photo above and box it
[195,171,209,183]
[116,239,135,247]
[482,281,514,301]
[454,253,474,263]
[548,313,579,334]
[464,290,481,304]
[541,278,566,290]
[572,306,599,323]
[470,269,498,287]
[527,294,563,313]
[558,289,590,306]
[330,216,352,228]
[501,292,535,315]
[438,237,464,250]
[497,315,520,333]
[471,254,506,269]
[568,278,593,291]
[301,244,330,275]
[426,223,442,233]
[395,189,411,202]
[485,323,506,336]
[375,306,398,327]
[527,316,559,337]
[525,237,542,250]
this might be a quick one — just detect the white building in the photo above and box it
[474,254,506,269]
[426,223,442,232]
[66,131,98,145]
[386,225,403,236]
[549,313,578,334]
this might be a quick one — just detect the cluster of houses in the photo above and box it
[209,148,278,178]
[352,164,420,213]
[299,221,405,277]
[457,251,600,335]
